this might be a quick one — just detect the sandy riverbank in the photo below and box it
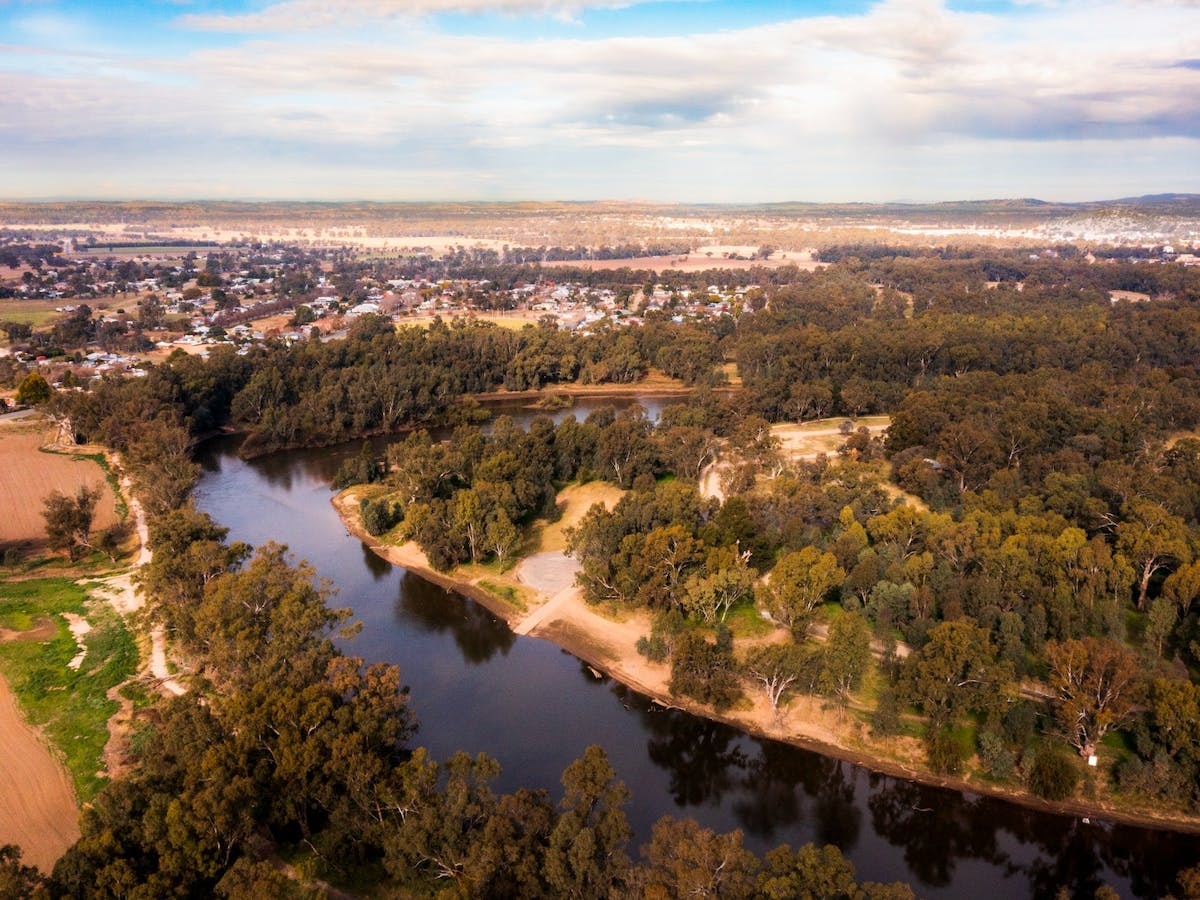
[331,490,1200,835]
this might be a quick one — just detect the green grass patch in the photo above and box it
[948,721,978,753]
[117,679,156,710]
[0,299,65,328]
[854,661,888,707]
[477,579,528,612]
[820,600,846,621]
[0,578,138,801]
[724,600,774,638]
[1100,729,1136,762]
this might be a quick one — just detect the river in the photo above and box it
[194,398,1199,899]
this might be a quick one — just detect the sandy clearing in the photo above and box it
[698,462,728,503]
[515,551,580,598]
[770,416,891,462]
[535,481,625,553]
[0,674,79,874]
[0,425,119,549]
[63,613,91,670]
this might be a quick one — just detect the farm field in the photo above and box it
[566,248,822,273]
[0,674,78,873]
[0,298,67,329]
[0,421,119,552]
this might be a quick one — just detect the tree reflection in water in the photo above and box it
[394,570,516,664]
[361,540,393,580]
[730,739,810,839]
[645,708,748,808]
[868,776,1006,888]
[610,683,747,808]
[811,759,861,849]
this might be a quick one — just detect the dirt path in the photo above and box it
[95,468,177,688]
[0,674,79,874]
[698,462,727,503]
[512,551,582,636]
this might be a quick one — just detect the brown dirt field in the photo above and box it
[0,423,119,550]
[0,674,79,873]
[245,312,295,335]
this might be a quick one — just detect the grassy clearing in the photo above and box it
[0,298,65,328]
[724,601,774,638]
[0,578,137,801]
[771,415,892,460]
[476,578,529,612]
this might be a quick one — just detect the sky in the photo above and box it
[1,0,1197,203]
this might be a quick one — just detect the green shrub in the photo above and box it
[978,731,1016,780]
[926,726,968,775]
[360,497,401,537]
[637,610,689,663]
[1027,747,1080,801]
[871,687,902,739]
[1003,700,1038,747]
[669,627,743,712]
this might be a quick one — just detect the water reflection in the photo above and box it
[361,541,392,580]
[394,570,516,664]
[643,707,749,808]
[730,740,809,839]
[869,778,1005,887]
[812,762,861,849]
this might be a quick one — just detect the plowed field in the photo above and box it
[0,423,118,550]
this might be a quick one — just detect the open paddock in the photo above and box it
[0,298,68,329]
[0,423,119,552]
[67,247,204,260]
[397,311,544,331]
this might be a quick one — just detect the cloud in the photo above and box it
[13,0,1200,147]
[178,0,649,32]
[2,0,1199,200]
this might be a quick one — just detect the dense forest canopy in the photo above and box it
[12,246,1200,895]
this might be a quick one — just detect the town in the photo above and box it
[2,217,1197,391]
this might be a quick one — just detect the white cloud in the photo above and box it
[2,0,1199,199]
[179,0,649,33]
